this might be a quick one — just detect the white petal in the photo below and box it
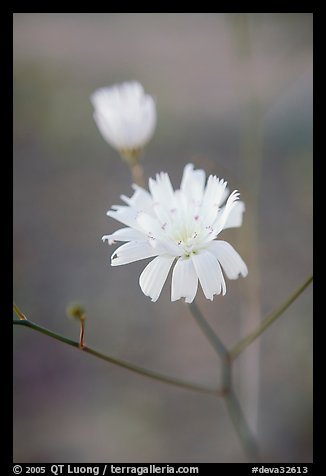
[201,175,228,209]
[171,257,198,303]
[120,185,154,214]
[180,163,206,202]
[154,238,182,256]
[137,211,166,241]
[212,190,240,236]
[118,98,156,149]
[92,111,111,144]
[111,241,157,266]
[137,94,156,145]
[223,201,245,229]
[149,172,175,206]
[102,227,145,244]
[107,208,140,229]
[220,186,230,206]
[91,81,156,150]
[139,256,175,302]
[191,250,226,300]
[207,240,248,279]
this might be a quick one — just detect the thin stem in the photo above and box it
[13,317,219,397]
[13,302,27,320]
[79,317,85,349]
[130,163,145,187]
[230,274,313,360]
[119,149,145,187]
[188,301,228,359]
[224,391,260,461]
[14,319,80,346]
[188,301,260,461]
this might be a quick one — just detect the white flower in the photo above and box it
[103,164,248,303]
[91,81,156,153]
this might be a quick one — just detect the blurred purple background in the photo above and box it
[13,13,313,462]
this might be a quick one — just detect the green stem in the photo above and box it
[188,301,228,359]
[119,149,145,187]
[230,275,313,360]
[224,390,260,461]
[13,316,219,397]
[188,301,260,461]
[130,163,145,187]
[13,302,27,320]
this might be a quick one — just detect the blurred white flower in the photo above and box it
[103,164,248,303]
[91,81,156,156]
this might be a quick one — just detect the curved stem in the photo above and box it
[13,302,27,320]
[13,316,219,397]
[13,272,312,461]
[230,274,313,360]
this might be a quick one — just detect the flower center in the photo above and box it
[152,197,220,258]
[168,217,203,257]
